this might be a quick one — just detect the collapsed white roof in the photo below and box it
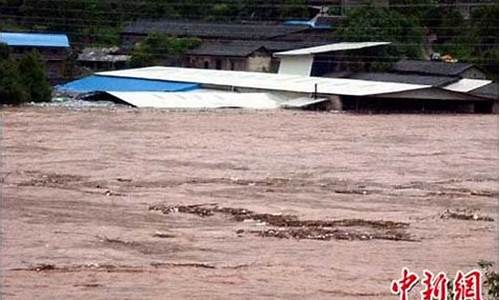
[274,42,391,56]
[102,91,330,109]
[107,91,281,109]
[99,66,429,97]
[444,78,492,93]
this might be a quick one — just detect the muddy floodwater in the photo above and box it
[1,107,498,299]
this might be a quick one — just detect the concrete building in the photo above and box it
[0,32,70,83]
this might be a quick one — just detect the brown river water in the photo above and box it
[1,107,498,299]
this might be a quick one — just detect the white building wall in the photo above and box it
[278,55,314,76]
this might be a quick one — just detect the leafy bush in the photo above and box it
[0,45,52,105]
[0,59,29,105]
[18,51,52,103]
[336,7,425,60]
[130,33,201,67]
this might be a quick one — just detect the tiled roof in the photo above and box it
[187,40,323,57]
[393,60,477,76]
[123,20,309,40]
[347,72,460,87]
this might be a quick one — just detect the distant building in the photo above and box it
[121,20,311,49]
[0,32,70,83]
[120,20,336,73]
[77,47,131,71]
[185,40,323,72]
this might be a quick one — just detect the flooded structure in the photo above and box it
[63,65,494,113]
[0,32,70,83]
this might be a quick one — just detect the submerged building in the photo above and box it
[59,65,496,113]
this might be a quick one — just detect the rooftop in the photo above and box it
[0,32,70,48]
[393,60,477,76]
[98,66,430,97]
[123,20,309,40]
[347,72,460,87]
[187,40,323,57]
[470,83,498,99]
[444,78,493,93]
[57,75,199,93]
[77,47,131,63]
[274,42,391,56]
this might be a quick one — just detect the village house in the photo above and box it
[0,32,70,83]
[120,19,335,73]
[184,40,324,72]
[120,20,312,48]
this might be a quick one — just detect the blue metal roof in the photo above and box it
[57,75,200,93]
[283,20,331,29]
[0,32,70,48]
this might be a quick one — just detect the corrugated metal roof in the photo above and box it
[274,42,391,56]
[105,91,281,109]
[0,32,70,48]
[57,75,200,93]
[443,79,492,93]
[98,66,429,97]
[280,97,330,108]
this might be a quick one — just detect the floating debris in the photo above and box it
[150,262,216,269]
[19,172,84,188]
[150,203,414,242]
[440,209,494,222]
[249,228,415,242]
[152,231,176,239]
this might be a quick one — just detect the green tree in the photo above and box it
[0,43,10,61]
[17,51,52,103]
[0,59,29,105]
[390,0,438,19]
[433,5,498,77]
[336,7,425,60]
[280,0,308,19]
[130,33,201,67]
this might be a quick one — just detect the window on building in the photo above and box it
[204,61,209,69]
[215,59,222,70]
